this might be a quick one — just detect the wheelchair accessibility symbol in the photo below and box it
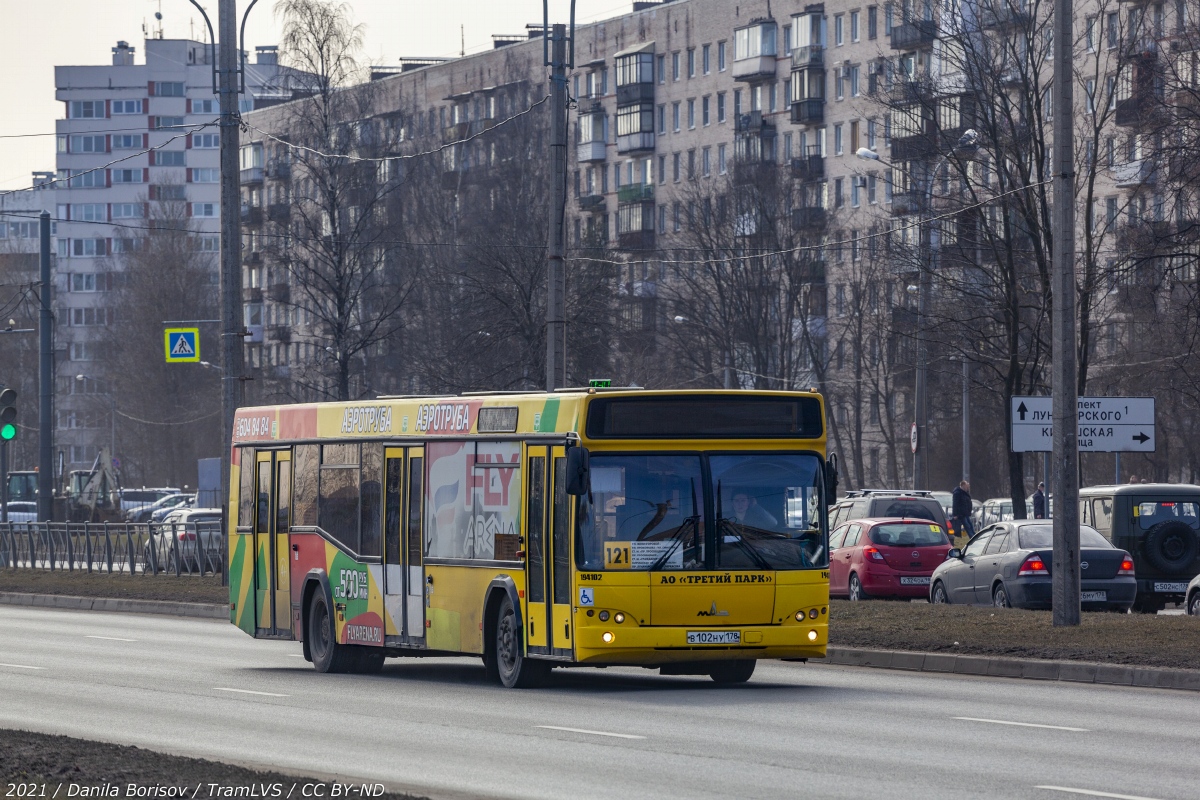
[578,587,594,606]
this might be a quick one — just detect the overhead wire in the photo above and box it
[0,119,221,200]
[0,121,220,139]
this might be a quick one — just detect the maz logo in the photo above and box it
[696,602,729,617]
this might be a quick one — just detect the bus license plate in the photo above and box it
[687,631,741,645]
[900,576,930,585]
[1080,591,1107,602]
[1153,582,1188,592]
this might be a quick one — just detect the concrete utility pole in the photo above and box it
[1051,0,1080,626]
[961,357,970,483]
[218,0,245,501]
[38,211,53,521]
[545,23,568,391]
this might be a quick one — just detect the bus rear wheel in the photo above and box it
[494,595,548,688]
[308,590,358,674]
[709,660,756,684]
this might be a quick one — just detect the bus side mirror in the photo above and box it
[826,453,839,501]
[565,446,590,496]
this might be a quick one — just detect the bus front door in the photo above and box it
[253,450,291,636]
[525,446,549,651]
[383,447,425,642]
[548,446,573,654]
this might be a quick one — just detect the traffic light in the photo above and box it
[0,389,16,441]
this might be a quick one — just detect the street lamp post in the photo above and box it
[857,130,977,491]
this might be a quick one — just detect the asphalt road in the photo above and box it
[1,608,1197,800]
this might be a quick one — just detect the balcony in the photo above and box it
[1110,159,1157,188]
[735,111,769,133]
[240,166,264,184]
[733,161,778,185]
[733,55,778,82]
[979,4,1031,28]
[798,260,826,283]
[616,82,655,106]
[268,282,290,303]
[244,287,263,303]
[578,193,606,211]
[577,140,607,162]
[268,203,290,223]
[239,204,262,225]
[791,45,824,69]
[890,191,923,216]
[889,19,936,50]
[618,228,655,251]
[442,121,469,143]
[791,154,824,182]
[890,131,936,161]
[791,206,827,230]
[617,184,653,203]
[617,131,655,154]
[790,99,825,125]
[267,325,291,343]
[245,250,262,266]
[1115,94,1161,127]
[265,160,291,180]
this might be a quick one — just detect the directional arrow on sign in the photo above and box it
[1134,432,1150,444]
[1017,401,1028,421]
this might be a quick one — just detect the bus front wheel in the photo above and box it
[709,659,756,684]
[494,595,548,688]
[308,590,358,674]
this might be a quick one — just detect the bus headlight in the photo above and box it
[614,612,625,624]
[807,629,819,641]
[598,610,610,622]
[808,608,819,619]
[602,631,615,643]
[794,610,804,621]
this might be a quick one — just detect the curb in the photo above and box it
[0,591,227,620]
[822,645,1200,692]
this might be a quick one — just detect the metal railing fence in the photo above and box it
[0,520,226,578]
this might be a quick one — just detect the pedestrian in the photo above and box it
[951,480,976,541]
[1032,482,1046,519]
[1129,474,1139,484]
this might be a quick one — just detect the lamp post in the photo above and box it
[857,129,978,491]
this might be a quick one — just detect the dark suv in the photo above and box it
[1079,483,1200,613]
[828,490,949,534]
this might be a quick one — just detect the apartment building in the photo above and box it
[241,0,1173,489]
[53,37,301,467]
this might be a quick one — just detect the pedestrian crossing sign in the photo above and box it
[164,328,200,363]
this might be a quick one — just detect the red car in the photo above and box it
[829,517,953,600]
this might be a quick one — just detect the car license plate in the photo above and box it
[900,576,931,585]
[687,631,741,645]
[1080,591,1107,602]
[1153,582,1189,593]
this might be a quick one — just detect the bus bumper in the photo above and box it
[572,624,828,665]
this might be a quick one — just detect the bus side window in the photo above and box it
[527,456,546,602]
[552,456,570,605]
[360,443,383,557]
[238,448,255,528]
[276,460,292,532]
[256,461,271,534]
[319,443,361,553]
[407,457,423,567]
[293,445,319,527]
[385,457,403,566]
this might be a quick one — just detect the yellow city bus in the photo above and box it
[228,388,836,687]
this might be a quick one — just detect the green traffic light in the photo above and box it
[0,423,15,441]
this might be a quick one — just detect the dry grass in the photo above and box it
[0,729,424,796]
[829,599,1200,669]
[0,568,227,604]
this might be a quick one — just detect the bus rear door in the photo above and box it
[253,449,291,635]
[383,446,425,642]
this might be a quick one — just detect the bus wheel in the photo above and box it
[308,591,356,673]
[494,595,548,689]
[709,660,756,684]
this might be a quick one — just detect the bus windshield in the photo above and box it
[575,452,827,571]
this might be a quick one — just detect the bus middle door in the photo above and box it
[253,450,291,636]
[548,446,573,655]
[382,446,425,642]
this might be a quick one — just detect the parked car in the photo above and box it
[148,494,195,523]
[828,490,949,534]
[2,501,38,522]
[128,493,192,523]
[979,497,1035,526]
[1187,573,1200,616]
[829,518,953,600]
[143,507,223,572]
[1079,483,1200,613]
[929,520,1136,611]
[931,491,954,518]
[120,487,181,518]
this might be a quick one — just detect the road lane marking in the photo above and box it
[1035,786,1167,800]
[953,717,1088,732]
[536,725,645,740]
[86,635,137,642]
[0,663,44,670]
[287,654,306,658]
[213,687,290,697]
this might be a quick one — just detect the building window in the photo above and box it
[657,54,666,84]
[688,99,696,129]
[69,101,105,119]
[112,134,141,149]
[835,15,844,46]
[703,44,711,74]
[851,11,860,41]
[1107,12,1118,49]
[153,116,184,130]
[157,151,186,166]
[688,48,696,78]
[717,92,727,123]
[673,152,681,182]
[868,6,878,39]
[155,81,185,97]
[702,95,711,126]
[718,41,727,71]
[718,144,727,174]
[672,52,680,81]
[71,342,97,362]
[112,99,143,115]
[672,102,681,132]
[69,135,106,153]
[71,307,108,326]
[191,168,219,183]
[192,202,218,217]
[702,147,711,177]
[657,104,667,134]
[72,204,106,222]
[192,99,218,114]
[111,169,144,184]
[71,273,97,292]
[71,238,108,257]
[834,124,843,155]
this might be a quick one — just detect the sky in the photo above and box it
[0,0,630,191]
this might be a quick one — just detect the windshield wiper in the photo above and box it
[715,481,771,570]
[647,478,700,572]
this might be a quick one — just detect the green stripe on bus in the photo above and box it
[540,397,559,432]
